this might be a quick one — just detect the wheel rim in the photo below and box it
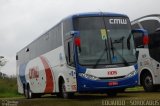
[144,76,153,88]
[29,90,32,98]
[62,83,67,98]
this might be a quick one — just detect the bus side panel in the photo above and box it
[17,65,24,94]
[40,46,77,93]
[17,46,77,94]
[137,49,158,85]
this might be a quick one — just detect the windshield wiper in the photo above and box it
[101,12,112,63]
[110,37,115,58]
[117,50,129,66]
[112,36,129,66]
[93,47,108,68]
[121,36,125,56]
[114,36,125,55]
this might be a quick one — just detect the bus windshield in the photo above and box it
[74,16,136,68]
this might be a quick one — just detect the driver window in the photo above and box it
[64,40,74,66]
[133,33,144,48]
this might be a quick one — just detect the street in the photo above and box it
[1,91,160,106]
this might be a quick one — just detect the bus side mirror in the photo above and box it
[74,37,81,47]
[70,31,81,47]
[142,35,149,45]
[70,31,81,52]
[130,29,149,49]
[70,31,80,36]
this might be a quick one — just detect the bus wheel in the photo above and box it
[60,80,74,99]
[142,73,154,92]
[24,85,33,99]
[107,92,117,97]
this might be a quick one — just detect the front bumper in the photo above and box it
[77,73,138,92]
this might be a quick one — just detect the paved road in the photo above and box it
[1,91,160,106]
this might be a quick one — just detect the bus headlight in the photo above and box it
[79,73,99,80]
[125,70,137,78]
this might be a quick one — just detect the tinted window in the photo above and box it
[74,17,136,67]
[17,23,62,65]
[133,33,144,48]
[149,31,160,62]
[63,19,73,39]
[140,20,160,34]
[132,23,140,29]
[49,24,62,49]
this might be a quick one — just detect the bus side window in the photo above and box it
[133,33,144,48]
[149,31,160,62]
[68,42,71,63]
[16,55,18,60]
[65,41,74,66]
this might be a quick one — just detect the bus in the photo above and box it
[16,12,146,99]
[131,14,160,92]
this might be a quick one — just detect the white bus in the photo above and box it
[17,12,145,99]
[132,14,160,91]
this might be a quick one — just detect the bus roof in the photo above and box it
[132,14,160,23]
[63,12,128,21]
[17,12,129,54]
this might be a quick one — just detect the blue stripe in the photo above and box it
[63,12,128,22]
[72,12,128,18]
[19,63,27,84]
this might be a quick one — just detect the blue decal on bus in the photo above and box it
[19,63,27,84]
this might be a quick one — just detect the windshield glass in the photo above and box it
[74,16,136,67]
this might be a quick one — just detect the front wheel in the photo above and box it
[59,80,74,99]
[142,73,154,92]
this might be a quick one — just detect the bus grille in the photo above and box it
[99,76,125,80]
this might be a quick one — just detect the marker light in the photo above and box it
[74,37,81,47]
[79,73,99,80]
[125,70,137,78]
[143,35,149,45]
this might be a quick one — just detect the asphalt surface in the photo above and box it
[1,91,160,106]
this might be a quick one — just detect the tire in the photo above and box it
[24,84,33,99]
[142,73,154,92]
[59,80,74,99]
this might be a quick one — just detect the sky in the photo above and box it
[0,0,160,75]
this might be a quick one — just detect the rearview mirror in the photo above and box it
[70,31,81,52]
[132,29,149,46]
[127,29,148,49]
[70,31,80,36]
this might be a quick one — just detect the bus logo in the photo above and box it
[108,71,117,75]
[29,66,39,79]
[109,19,127,24]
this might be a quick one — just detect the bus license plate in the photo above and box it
[108,82,118,86]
